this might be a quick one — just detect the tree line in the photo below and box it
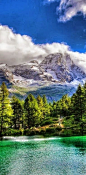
[0,82,86,136]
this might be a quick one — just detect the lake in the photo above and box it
[0,136,86,175]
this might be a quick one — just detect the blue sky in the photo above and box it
[0,0,86,68]
[0,0,86,53]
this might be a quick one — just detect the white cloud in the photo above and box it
[44,0,86,22]
[43,0,59,4]
[0,25,86,74]
[57,0,86,22]
[0,25,46,65]
[68,51,86,73]
[0,25,69,65]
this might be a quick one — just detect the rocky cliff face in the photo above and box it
[0,63,13,86]
[0,53,85,88]
[40,53,85,83]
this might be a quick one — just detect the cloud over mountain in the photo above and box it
[0,25,86,73]
[0,25,69,65]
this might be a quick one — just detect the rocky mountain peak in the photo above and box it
[40,53,86,82]
[41,53,62,65]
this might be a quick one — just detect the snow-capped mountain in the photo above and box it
[8,53,86,85]
[0,53,86,101]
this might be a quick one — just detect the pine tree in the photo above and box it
[0,82,12,136]
[36,95,44,122]
[24,94,41,128]
[83,82,86,114]
[42,95,50,119]
[70,84,85,135]
[11,96,23,129]
[56,94,71,118]
[73,85,84,122]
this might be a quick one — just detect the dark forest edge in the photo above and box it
[0,82,86,138]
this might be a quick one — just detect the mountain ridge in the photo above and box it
[0,53,85,101]
[0,53,85,86]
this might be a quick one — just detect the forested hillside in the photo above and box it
[0,82,86,137]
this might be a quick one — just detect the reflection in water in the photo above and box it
[60,136,86,154]
[0,136,86,175]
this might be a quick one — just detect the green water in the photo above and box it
[0,136,86,175]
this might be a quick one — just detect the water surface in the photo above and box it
[0,136,86,175]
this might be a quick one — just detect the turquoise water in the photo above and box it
[0,136,86,175]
